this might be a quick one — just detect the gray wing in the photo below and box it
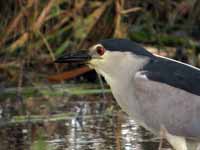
[134,71,200,139]
[142,56,200,96]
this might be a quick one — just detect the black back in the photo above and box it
[100,39,154,57]
[142,57,200,96]
[100,39,200,96]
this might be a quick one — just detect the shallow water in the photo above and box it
[0,94,170,150]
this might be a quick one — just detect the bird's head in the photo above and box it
[55,39,153,82]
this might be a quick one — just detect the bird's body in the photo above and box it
[96,49,200,138]
[55,39,200,150]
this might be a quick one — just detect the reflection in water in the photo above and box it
[0,95,167,150]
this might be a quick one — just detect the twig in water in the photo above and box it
[97,73,106,100]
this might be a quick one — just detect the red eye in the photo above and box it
[96,46,105,56]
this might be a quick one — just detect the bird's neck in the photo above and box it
[101,56,150,119]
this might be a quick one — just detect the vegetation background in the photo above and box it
[1,0,200,88]
[1,1,200,149]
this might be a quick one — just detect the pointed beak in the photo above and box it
[55,50,91,64]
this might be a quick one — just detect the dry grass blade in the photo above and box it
[121,7,143,14]
[7,0,59,52]
[114,0,124,38]
[48,0,86,36]
[74,0,86,12]
[78,0,114,49]
[0,62,20,69]
[48,12,73,34]
[9,32,29,52]
[33,0,56,31]
[38,31,59,72]
[4,10,25,37]
[0,0,34,48]
[38,31,55,61]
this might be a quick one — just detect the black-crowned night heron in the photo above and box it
[55,39,200,150]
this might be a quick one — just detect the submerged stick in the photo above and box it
[48,66,92,82]
[10,112,114,124]
[0,84,111,98]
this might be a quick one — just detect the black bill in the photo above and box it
[55,50,91,63]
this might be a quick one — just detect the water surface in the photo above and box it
[0,94,170,150]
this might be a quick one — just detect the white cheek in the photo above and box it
[89,52,108,67]
[88,59,101,68]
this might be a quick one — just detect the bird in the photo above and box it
[55,39,200,150]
